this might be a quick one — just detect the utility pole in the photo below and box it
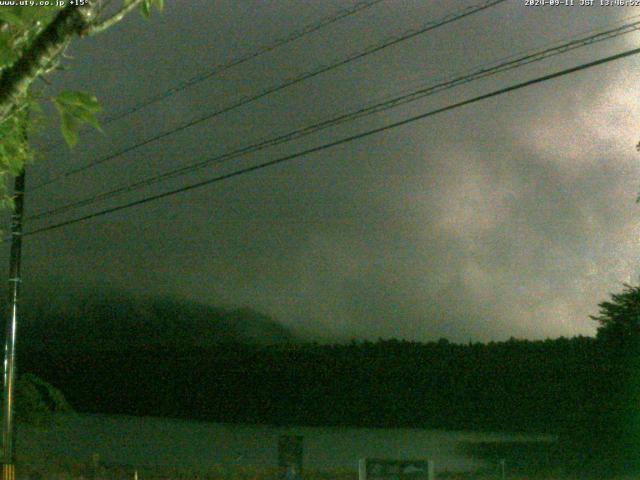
[2,171,25,480]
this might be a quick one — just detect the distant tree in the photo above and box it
[591,283,640,351]
[586,283,640,472]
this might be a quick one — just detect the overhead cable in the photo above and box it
[23,45,640,237]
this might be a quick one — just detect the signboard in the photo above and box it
[277,435,304,471]
[358,459,434,480]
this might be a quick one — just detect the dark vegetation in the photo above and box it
[10,283,640,474]
[17,285,297,350]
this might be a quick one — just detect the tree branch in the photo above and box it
[0,4,96,124]
[86,0,145,36]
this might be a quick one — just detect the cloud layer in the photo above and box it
[17,1,640,343]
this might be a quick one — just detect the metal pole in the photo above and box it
[427,460,435,480]
[2,171,25,480]
[358,459,366,480]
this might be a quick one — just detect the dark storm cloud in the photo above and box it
[12,1,640,342]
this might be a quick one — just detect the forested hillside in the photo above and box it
[14,284,640,472]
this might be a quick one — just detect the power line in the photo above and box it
[100,0,388,125]
[37,0,387,154]
[23,45,640,237]
[26,16,640,222]
[30,0,506,192]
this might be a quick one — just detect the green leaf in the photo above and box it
[0,5,58,27]
[53,91,102,147]
[59,111,80,147]
[0,109,31,176]
[141,0,152,18]
[5,155,23,176]
[0,8,26,27]
[0,33,17,69]
[153,0,164,12]
[55,91,100,113]
[0,196,15,212]
[65,104,102,132]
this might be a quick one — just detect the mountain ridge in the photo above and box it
[10,282,297,351]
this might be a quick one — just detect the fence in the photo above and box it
[14,455,562,479]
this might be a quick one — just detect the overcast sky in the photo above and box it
[9,0,640,343]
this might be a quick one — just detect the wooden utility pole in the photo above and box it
[2,171,26,480]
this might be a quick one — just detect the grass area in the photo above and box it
[14,468,640,480]
[14,459,640,479]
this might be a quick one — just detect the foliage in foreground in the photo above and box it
[0,1,163,205]
[14,373,72,426]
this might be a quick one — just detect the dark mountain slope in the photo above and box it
[11,283,297,352]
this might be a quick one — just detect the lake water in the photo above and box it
[16,413,555,473]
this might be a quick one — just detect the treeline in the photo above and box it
[19,331,640,473]
[19,336,607,434]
